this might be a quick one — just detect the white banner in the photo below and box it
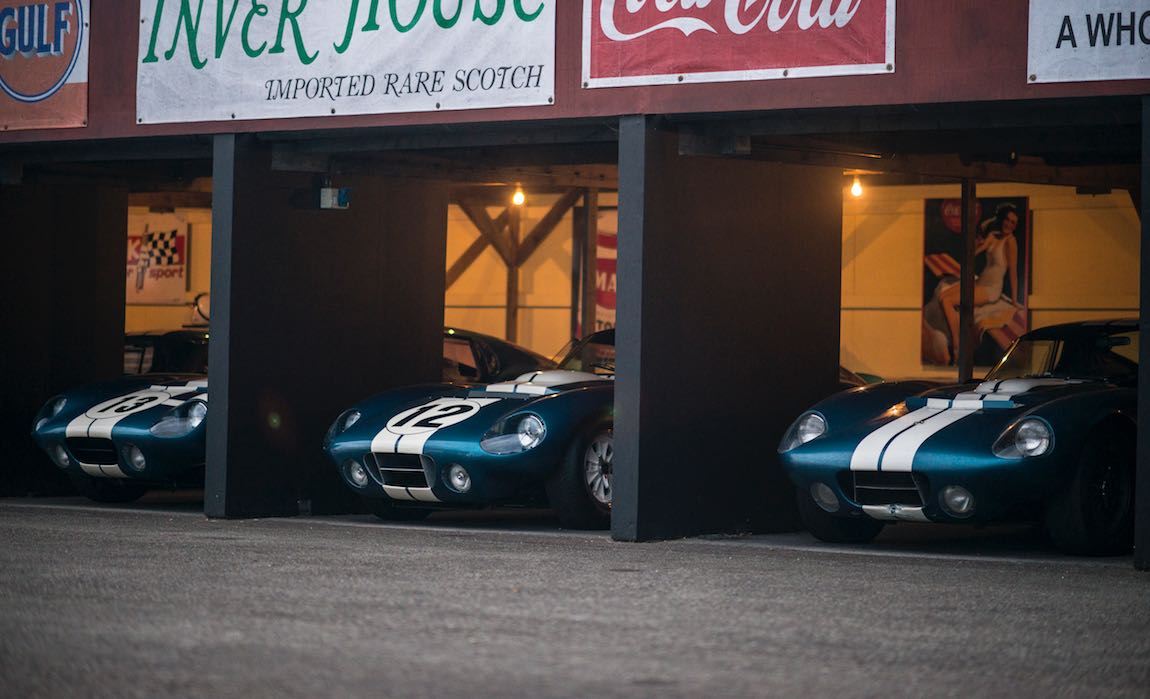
[137,0,554,124]
[1028,1,1150,83]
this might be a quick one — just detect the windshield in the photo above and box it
[559,330,616,376]
[986,330,1138,385]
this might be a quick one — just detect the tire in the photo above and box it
[75,477,149,504]
[545,421,612,530]
[795,487,884,544]
[368,499,432,522]
[1045,428,1135,556]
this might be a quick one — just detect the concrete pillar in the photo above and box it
[206,135,448,517]
[1136,97,1150,571]
[612,116,843,541]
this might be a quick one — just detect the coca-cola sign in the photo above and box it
[583,0,895,87]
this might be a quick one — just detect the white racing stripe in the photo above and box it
[878,408,979,472]
[849,407,942,471]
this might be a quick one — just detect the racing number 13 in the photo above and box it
[96,395,160,415]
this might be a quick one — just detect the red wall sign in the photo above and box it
[0,0,88,130]
[583,0,895,87]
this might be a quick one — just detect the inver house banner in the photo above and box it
[583,0,895,88]
[1028,1,1150,83]
[0,0,89,130]
[137,1,555,124]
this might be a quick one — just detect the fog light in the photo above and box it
[446,464,471,493]
[941,485,975,517]
[51,444,71,469]
[345,461,369,488]
[810,482,839,513]
[124,445,147,472]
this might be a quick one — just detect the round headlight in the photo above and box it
[345,460,369,488]
[124,445,146,472]
[516,415,546,450]
[51,444,71,469]
[1015,419,1052,457]
[187,401,207,430]
[446,464,471,493]
[35,418,48,432]
[779,412,827,452]
[940,485,975,517]
[810,482,840,513]
[49,397,66,417]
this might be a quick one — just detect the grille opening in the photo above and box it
[848,471,928,507]
[367,453,432,489]
[66,438,118,465]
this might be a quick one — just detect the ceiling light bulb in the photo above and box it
[512,188,526,206]
[850,177,863,198]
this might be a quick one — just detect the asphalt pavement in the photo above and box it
[1,498,1148,698]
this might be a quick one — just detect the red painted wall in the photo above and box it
[2,2,1146,145]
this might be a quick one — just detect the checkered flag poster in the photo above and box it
[126,214,190,304]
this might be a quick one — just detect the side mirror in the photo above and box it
[457,363,479,379]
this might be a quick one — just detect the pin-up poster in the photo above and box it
[0,0,89,130]
[922,197,1030,368]
[126,214,191,305]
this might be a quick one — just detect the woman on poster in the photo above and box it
[936,203,1021,364]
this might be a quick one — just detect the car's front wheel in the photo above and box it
[795,487,885,544]
[546,421,612,530]
[1045,428,1135,556]
[74,476,149,504]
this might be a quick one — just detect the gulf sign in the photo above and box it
[583,0,895,88]
[0,0,88,130]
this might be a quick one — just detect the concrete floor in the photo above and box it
[1,498,1148,698]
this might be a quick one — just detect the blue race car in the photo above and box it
[779,320,1138,555]
[326,329,618,528]
[33,328,553,503]
[32,329,210,503]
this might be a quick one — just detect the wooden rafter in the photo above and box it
[446,235,490,290]
[517,189,582,266]
[457,198,513,266]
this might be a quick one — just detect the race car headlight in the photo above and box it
[149,400,208,438]
[34,397,67,432]
[123,444,147,472]
[779,412,827,452]
[992,417,1053,458]
[480,414,547,455]
[327,410,361,442]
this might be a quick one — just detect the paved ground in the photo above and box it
[1,498,1148,698]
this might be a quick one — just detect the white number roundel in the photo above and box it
[85,391,171,419]
[385,399,485,436]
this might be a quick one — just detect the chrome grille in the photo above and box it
[66,438,118,465]
[852,472,926,507]
[367,453,432,489]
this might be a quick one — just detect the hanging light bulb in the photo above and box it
[512,186,526,206]
[850,176,863,198]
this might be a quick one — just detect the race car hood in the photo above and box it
[482,369,611,396]
[910,377,1101,411]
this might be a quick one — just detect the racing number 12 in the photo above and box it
[392,403,472,429]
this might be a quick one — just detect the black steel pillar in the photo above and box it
[612,116,843,541]
[206,135,448,518]
[1136,97,1150,571]
[958,179,977,383]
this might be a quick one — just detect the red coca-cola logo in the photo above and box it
[585,0,892,85]
[0,0,84,103]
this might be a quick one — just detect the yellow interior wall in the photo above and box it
[842,183,1140,381]
[124,207,213,333]
[445,194,587,359]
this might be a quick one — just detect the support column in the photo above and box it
[0,176,126,495]
[1135,97,1150,571]
[613,116,843,541]
[206,135,448,518]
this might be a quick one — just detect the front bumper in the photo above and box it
[33,425,206,483]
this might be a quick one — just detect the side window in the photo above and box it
[442,337,480,381]
[124,345,154,375]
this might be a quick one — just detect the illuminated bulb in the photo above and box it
[512,188,526,206]
[850,177,863,198]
